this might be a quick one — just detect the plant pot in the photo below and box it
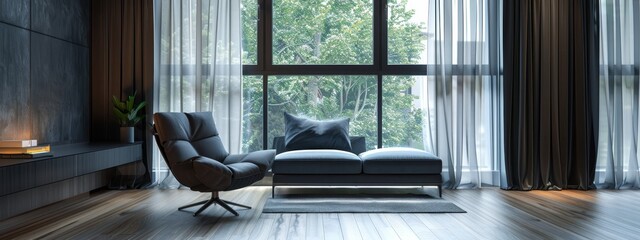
[120,127,135,143]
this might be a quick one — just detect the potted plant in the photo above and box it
[112,92,146,143]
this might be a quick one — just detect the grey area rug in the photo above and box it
[263,194,466,213]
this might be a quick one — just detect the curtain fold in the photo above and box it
[419,0,504,189]
[596,0,640,189]
[154,0,243,188]
[502,0,599,190]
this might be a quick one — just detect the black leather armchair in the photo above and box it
[153,112,275,216]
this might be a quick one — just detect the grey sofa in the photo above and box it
[271,136,443,197]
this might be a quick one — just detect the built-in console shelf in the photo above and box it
[0,142,143,220]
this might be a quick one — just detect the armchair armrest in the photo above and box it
[192,156,232,191]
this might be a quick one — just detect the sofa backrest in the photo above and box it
[272,136,366,155]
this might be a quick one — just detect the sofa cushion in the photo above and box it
[273,149,362,174]
[283,112,352,152]
[360,147,442,174]
[273,136,367,155]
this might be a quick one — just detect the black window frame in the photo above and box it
[243,0,503,150]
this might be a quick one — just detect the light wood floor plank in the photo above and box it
[322,213,344,240]
[368,213,401,240]
[249,218,276,240]
[353,214,382,240]
[399,214,437,240]
[304,213,324,240]
[339,213,362,240]
[2,187,640,239]
[287,214,306,240]
[268,213,291,240]
[384,214,419,240]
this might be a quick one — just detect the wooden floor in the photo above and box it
[1,186,640,240]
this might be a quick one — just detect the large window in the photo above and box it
[156,0,502,188]
[387,0,428,65]
[272,0,374,65]
[241,0,500,158]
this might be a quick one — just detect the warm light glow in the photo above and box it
[528,190,597,204]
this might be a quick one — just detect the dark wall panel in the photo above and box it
[0,0,29,28]
[0,23,30,140]
[0,0,90,145]
[31,33,90,144]
[31,0,89,46]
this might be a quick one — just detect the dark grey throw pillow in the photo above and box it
[283,112,352,152]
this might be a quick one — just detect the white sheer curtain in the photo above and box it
[596,0,640,189]
[154,0,243,187]
[417,0,503,189]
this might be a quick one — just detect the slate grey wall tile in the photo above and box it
[0,0,29,28]
[0,0,90,145]
[0,23,30,140]
[30,33,90,144]
[31,0,89,46]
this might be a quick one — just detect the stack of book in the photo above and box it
[0,140,53,159]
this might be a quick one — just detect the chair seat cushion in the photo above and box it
[359,147,442,174]
[226,162,264,190]
[273,150,362,174]
[224,149,276,173]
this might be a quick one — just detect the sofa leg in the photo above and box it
[438,185,442,198]
[272,186,275,198]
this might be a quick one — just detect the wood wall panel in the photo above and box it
[91,0,154,143]
[122,0,135,93]
[107,0,122,137]
[91,0,109,142]
[91,0,154,184]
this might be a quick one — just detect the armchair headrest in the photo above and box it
[153,112,229,164]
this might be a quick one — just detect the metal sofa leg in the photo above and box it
[272,185,276,198]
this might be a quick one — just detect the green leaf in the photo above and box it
[112,92,145,127]
[113,108,128,126]
[112,96,126,110]
[126,95,135,111]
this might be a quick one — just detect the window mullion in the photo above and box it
[376,0,386,148]
[257,0,266,71]
[263,0,273,72]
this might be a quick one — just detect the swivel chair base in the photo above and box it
[178,192,251,216]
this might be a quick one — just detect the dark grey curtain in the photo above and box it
[502,0,599,190]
